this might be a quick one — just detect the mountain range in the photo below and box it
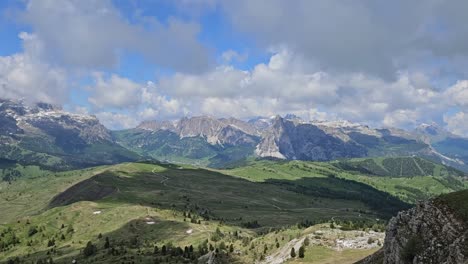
[0,99,139,173]
[115,112,468,171]
[2,98,468,173]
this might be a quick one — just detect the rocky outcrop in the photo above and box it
[136,116,260,146]
[359,197,468,264]
[256,116,368,161]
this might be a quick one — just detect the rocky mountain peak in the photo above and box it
[416,122,447,136]
[415,122,453,144]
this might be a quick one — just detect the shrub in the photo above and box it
[83,241,97,257]
[28,227,38,237]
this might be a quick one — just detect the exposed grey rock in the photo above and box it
[358,199,467,264]
[256,116,368,161]
[136,115,259,146]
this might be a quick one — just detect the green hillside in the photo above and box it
[0,157,466,263]
[0,161,404,263]
[0,138,141,174]
[113,129,256,168]
[332,156,464,178]
[222,157,467,203]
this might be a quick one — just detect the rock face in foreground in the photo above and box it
[359,192,468,264]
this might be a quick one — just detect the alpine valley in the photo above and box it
[1,99,467,264]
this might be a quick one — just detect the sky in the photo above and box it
[1,0,468,135]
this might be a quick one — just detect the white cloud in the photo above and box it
[0,32,68,104]
[3,1,467,134]
[444,112,468,137]
[445,80,468,108]
[220,0,468,80]
[21,0,213,72]
[221,50,248,64]
[87,73,143,109]
[151,50,443,127]
[95,111,140,130]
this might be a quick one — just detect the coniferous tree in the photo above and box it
[229,244,234,253]
[47,239,55,247]
[290,247,296,258]
[83,241,96,257]
[299,246,305,258]
[104,237,110,249]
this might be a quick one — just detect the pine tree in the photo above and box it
[290,247,296,258]
[161,245,167,255]
[276,242,280,248]
[83,241,96,257]
[104,237,110,249]
[229,244,234,253]
[47,239,55,247]
[298,246,305,258]
[154,245,159,254]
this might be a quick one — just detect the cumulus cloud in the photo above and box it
[445,80,468,108]
[151,50,443,127]
[3,0,468,135]
[87,73,143,109]
[444,112,468,137]
[85,78,188,129]
[0,32,68,104]
[95,111,140,130]
[220,0,468,80]
[20,0,213,72]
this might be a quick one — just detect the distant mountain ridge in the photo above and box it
[115,114,468,170]
[2,98,468,172]
[0,99,140,173]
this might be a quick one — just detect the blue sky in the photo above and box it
[1,0,468,135]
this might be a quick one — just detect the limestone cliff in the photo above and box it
[359,190,468,264]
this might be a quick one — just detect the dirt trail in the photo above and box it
[151,167,170,186]
[262,236,306,264]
